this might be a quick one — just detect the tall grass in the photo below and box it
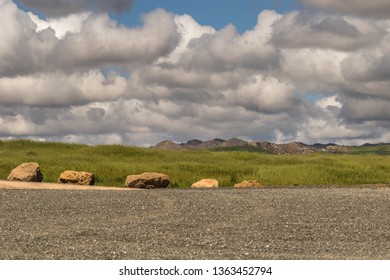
[0,140,389,187]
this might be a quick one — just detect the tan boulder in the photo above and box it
[125,172,170,189]
[191,179,219,188]
[58,170,95,185]
[7,162,43,182]
[234,180,261,188]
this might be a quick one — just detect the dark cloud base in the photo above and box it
[16,0,133,17]
[299,0,390,18]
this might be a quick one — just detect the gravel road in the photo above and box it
[1,187,390,260]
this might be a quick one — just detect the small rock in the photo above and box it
[191,179,219,188]
[58,170,95,185]
[234,180,261,188]
[7,162,43,182]
[125,172,170,189]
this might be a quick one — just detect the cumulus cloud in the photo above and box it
[55,9,180,69]
[176,23,279,72]
[300,0,390,18]
[0,3,179,76]
[17,0,133,17]
[223,75,305,114]
[0,0,390,146]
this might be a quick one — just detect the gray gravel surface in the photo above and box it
[1,187,390,260]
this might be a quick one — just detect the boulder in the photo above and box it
[191,179,219,188]
[58,170,95,185]
[234,180,261,188]
[7,162,43,182]
[125,172,170,189]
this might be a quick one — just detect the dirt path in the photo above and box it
[0,180,139,191]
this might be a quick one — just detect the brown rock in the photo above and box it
[58,170,95,185]
[191,179,219,188]
[234,180,261,188]
[125,172,170,189]
[7,162,43,182]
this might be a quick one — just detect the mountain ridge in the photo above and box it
[151,138,388,154]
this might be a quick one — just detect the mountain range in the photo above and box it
[151,138,357,154]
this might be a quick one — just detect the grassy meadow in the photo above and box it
[0,140,389,188]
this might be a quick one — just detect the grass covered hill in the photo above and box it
[0,140,389,188]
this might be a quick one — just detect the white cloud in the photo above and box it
[315,96,342,110]
[224,75,302,114]
[0,4,180,76]
[159,14,215,63]
[28,12,89,39]
[55,9,180,68]
[281,48,347,92]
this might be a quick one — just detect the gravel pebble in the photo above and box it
[1,187,390,259]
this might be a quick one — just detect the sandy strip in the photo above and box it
[0,180,140,191]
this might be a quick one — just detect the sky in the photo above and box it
[1,0,390,146]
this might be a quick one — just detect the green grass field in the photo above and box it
[0,140,389,187]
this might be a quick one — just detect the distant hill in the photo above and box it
[151,138,390,155]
